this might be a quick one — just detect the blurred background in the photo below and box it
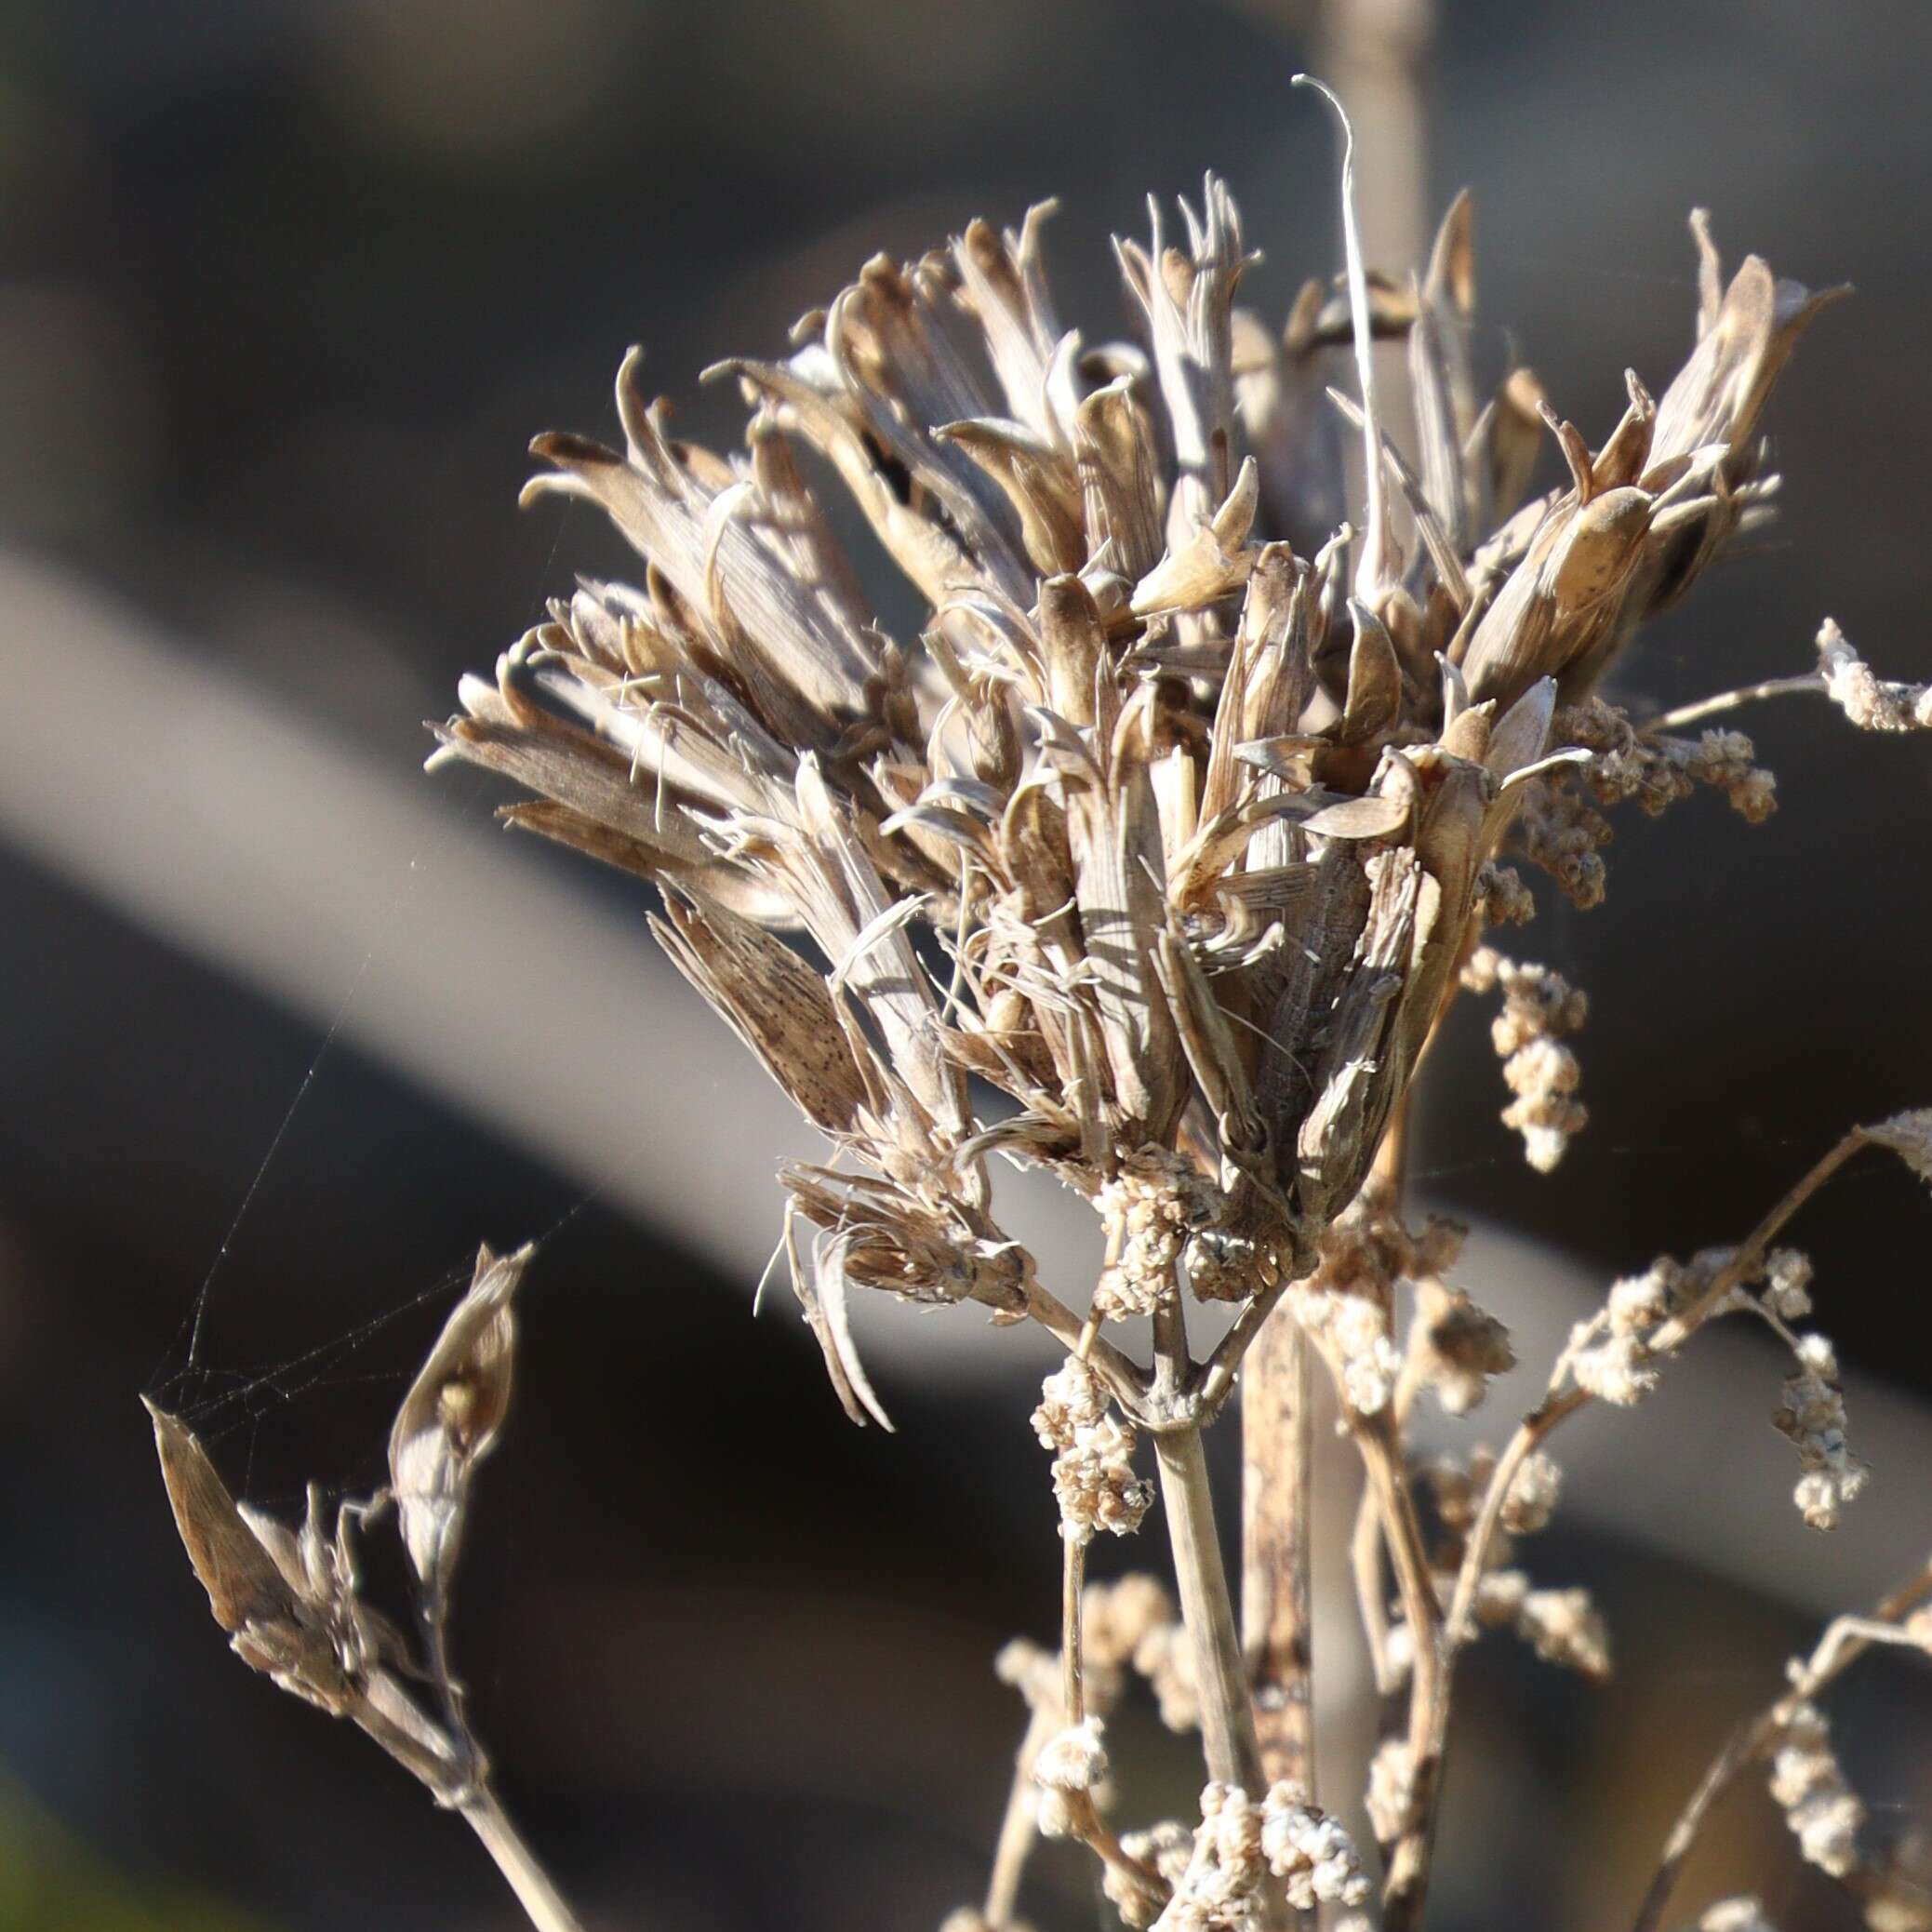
[3,0,1932,1927]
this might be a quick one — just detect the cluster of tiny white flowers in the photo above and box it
[1095,1148,1214,1317]
[1033,1716,1109,1793]
[1562,696,1777,825]
[1147,1783,1270,1932]
[1515,1587,1613,1681]
[1110,1819,1194,1926]
[1132,1614,1202,1733]
[1768,1699,1865,1878]
[1259,1780,1372,1912]
[1404,1565,1609,1683]
[1499,1450,1564,1535]
[1120,1783,1366,1932]
[1569,1254,1687,1405]
[1032,1355,1153,1543]
[1461,946,1589,1171]
[1476,860,1538,927]
[1365,1737,1417,1845]
[1083,1574,1175,1673]
[1591,723,1778,824]
[1423,1444,1560,1549]
[1500,1037,1588,1174]
[1512,775,1612,910]
[1182,1227,1281,1305]
[993,1636,1063,1712]
[1419,1284,1515,1415]
[1773,1352,1868,1531]
[1299,1284,1406,1417]
[1817,619,1932,733]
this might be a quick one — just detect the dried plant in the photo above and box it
[150,78,1932,1932]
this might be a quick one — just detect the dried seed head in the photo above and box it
[434,159,1827,1416]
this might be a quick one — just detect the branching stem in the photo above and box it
[1629,1562,1932,1932]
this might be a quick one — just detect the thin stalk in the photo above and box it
[1357,1415,1444,1932]
[1242,1305,1314,1796]
[982,1705,1054,1927]
[1154,1423,1268,1798]
[460,1790,590,1932]
[1646,673,1821,731]
[1062,1533,1088,1724]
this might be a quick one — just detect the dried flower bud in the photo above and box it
[1769,1700,1864,1877]
[1419,1286,1515,1414]
[1763,1247,1815,1320]
[1033,1717,1109,1792]
[1516,1587,1612,1681]
[1476,861,1537,926]
[389,1242,531,1601]
[1774,1367,1867,1530]
[1869,1108,1932,1184]
[1261,1781,1371,1909]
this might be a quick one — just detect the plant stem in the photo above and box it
[1358,1416,1444,1932]
[460,1789,590,1932]
[1242,1304,1313,1796]
[1154,1423,1268,1799]
[982,1705,1053,1927]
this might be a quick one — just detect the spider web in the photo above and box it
[142,507,613,1480]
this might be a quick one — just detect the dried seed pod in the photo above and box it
[147,1399,357,1714]
[389,1241,531,1602]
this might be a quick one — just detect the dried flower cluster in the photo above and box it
[426,105,1846,1449]
[149,80,1932,1932]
